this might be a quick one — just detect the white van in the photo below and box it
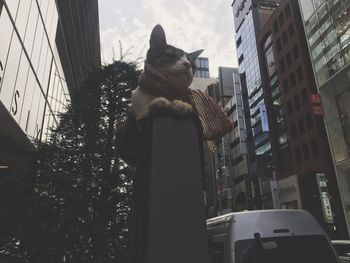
[207,209,339,263]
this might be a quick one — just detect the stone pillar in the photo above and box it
[130,114,210,263]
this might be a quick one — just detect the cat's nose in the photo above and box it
[183,61,191,68]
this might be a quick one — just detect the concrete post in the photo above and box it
[129,114,210,263]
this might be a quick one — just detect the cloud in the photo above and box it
[99,0,237,77]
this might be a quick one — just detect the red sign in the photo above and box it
[312,105,323,115]
[310,93,323,116]
[310,94,321,104]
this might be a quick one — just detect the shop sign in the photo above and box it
[316,173,334,223]
[310,93,323,116]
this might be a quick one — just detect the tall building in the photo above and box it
[206,67,252,215]
[56,0,101,99]
[188,56,218,217]
[257,0,348,238]
[194,57,210,78]
[298,0,350,237]
[190,57,216,92]
[0,0,100,180]
[231,0,281,209]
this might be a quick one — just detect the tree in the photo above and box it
[0,60,140,263]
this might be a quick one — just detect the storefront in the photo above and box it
[277,175,303,209]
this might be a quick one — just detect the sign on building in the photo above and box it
[259,104,269,132]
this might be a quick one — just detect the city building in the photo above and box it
[257,0,348,238]
[206,67,252,215]
[189,57,216,92]
[188,56,218,217]
[231,0,281,209]
[0,0,100,181]
[194,57,209,78]
[298,0,350,237]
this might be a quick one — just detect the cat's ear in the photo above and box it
[187,49,204,62]
[150,25,167,49]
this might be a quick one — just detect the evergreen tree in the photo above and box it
[0,60,140,263]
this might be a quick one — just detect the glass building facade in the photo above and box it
[0,0,69,142]
[301,0,350,87]
[194,57,210,78]
[299,0,350,236]
[232,0,280,209]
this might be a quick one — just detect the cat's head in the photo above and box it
[145,25,203,91]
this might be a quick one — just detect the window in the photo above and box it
[305,113,314,130]
[295,147,302,163]
[276,39,282,52]
[286,52,292,65]
[235,234,342,262]
[265,46,276,76]
[294,95,301,110]
[296,66,304,81]
[289,72,296,87]
[279,13,285,26]
[238,54,244,65]
[290,123,297,139]
[287,101,293,114]
[292,45,299,59]
[303,143,311,160]
[273,20,279,33]
[285,4,291,17]
[298,118,305,133]
[288,23,295,37]
[310,138,319,157]
[301,89,308,104]
[279,59,286,73]
[282,31,288,45]
[283,79,289,92]
[236,36,242,48]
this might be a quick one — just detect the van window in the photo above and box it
[235,235,338,263]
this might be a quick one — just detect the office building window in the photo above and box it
[285,4,291,17]
[290,123,297,139]
[292,45,299,59]
[283,79,289,93]
[296,66,304,81]
[238,54,244,65]
[301,89,308,104]
[236,36,242,48]
[279,13,285,26]
[287,101,293,115]
[279,59,286,73]
[310,138,319,157]
[303,143,311,160]
[289,72,296,87]
[286,52,292,65]
[288,23,295,37]
[276,39,282,52]
[273,20,279,33]
[298,118,306,134]
[305,112,314,130]
[282,31,288,45]
[294,94,301,110]
[295,147,302,163]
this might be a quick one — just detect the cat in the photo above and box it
[131,24,203,120]
[117,25,233,164]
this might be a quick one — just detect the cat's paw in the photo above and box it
[171,100,193,115]
[148,97,172,115]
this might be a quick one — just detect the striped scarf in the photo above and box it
[138,62,233,148]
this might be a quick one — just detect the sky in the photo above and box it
[98,0,238,78]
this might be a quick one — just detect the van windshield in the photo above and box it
[235,235,338,263]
